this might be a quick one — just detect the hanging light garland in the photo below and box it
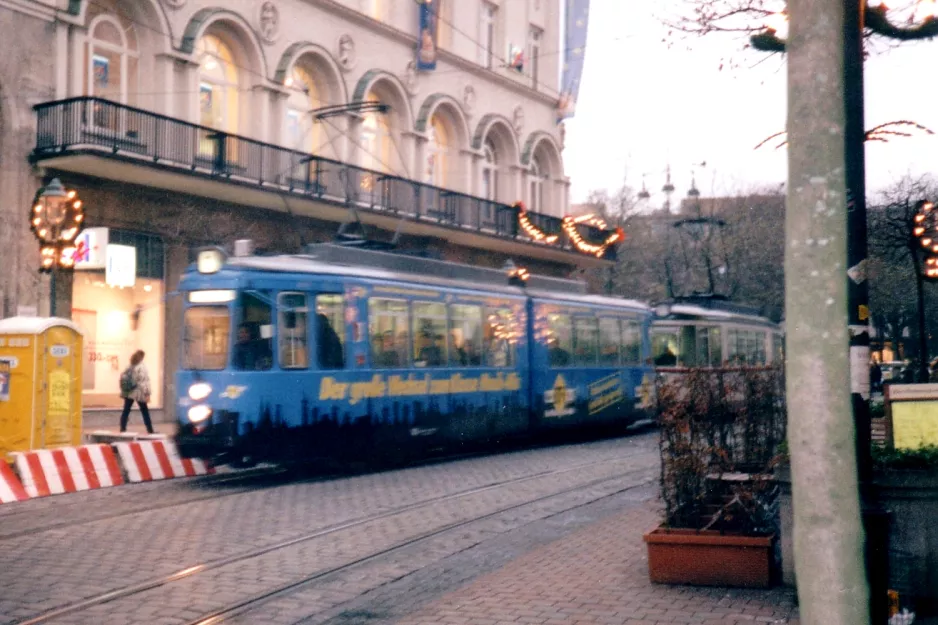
[914,200,938,278]
[29,178,85,273]
[515,203,624,257]
[562,214,626,258]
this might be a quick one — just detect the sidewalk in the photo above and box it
[397,500,799,625]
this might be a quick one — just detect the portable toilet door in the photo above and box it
[0,316,84,459]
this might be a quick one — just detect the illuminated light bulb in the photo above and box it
[75,214,84,222]
[916,227,926,235]
[39,228,47,238]
[285,76,295,87]
[73,200,82,209]
[32,217,41,226]
[67,190,76,199]
[916,214,927,222]
[924,238,933,246]
[34,205,42,213]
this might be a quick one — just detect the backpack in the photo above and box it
[120,367,137,395]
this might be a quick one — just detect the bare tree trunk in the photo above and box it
[787,0,869,622]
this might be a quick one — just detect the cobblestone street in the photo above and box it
[0,432,799,625]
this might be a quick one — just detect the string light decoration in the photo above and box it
[914,199,938,278]
[29,178,85,273]
[562,214,626,258]
[515,203,624,258]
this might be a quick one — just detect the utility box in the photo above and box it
[0,317,84,460]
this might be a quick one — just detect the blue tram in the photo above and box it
[174,243,655,466]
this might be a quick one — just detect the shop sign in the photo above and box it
[106,244,136,288]
[74,227,109,270]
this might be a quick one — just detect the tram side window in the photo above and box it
[278,293,308,369]
[773,333,785,363]
[369,298,409,368]
[679,326,697,367]
[413,302,447,367]
[621,320,642,365]
[183,306,230,370]
[316,294,346,370]
[652,330,678,366]
[574,317,599,366]
[695,326,710,368]
[485,308,517,367]
[598,317,621,366]
[754,331,767,365]
[709,327,723,366]
[450,304,483,366]
[233,292,273,371]
[546,313,572,367]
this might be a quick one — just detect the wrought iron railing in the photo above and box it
[32,97,615,260]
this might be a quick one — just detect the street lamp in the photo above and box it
[29,178,85,315]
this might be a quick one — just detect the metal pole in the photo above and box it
[844,1,889,620]
[786,0,869,621]
[50,269,56,318]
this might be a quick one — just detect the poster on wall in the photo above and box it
[557,0,591,124]
[416,0,441,71]
[0,359,10,402]
[93,55,109,89]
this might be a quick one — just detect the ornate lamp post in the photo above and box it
[30,178,85,316]
[752,3,937,621]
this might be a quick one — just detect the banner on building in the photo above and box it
[416,0,441,71]
[557,0,591,124]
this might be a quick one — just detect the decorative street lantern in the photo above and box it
[30,178,85,273]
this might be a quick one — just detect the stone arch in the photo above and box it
[414,93,470,150]
[274,42,348,106]
[472,114,521,166]
[179,8,269,81]
[76,0,173,55]
[521,131,565,179]
[352,70,414,129]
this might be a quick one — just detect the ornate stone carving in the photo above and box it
[403,61,419,95]
[337,34,357,72]
[512,106,525,134]
[162,0,186,8]
[463,85,476,114]
[258,2,280,44]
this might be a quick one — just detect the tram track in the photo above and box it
[13,448,657,625]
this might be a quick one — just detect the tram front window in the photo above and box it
[184,306,230,370]
[233,292,273,371]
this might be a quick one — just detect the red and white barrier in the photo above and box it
[12,444,124,498]
[113,439,213,483]
[0,462,28,503]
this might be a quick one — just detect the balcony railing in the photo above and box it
[32,97,616,260]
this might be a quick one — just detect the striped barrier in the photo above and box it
[113,439,213,483]
[12,444,124,498]
[0,462,28,503]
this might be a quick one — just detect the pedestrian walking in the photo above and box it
[119,350,154,434]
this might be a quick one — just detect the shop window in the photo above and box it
[278,292,308,369]
[449,304,483,366]
[485,307,517,367]
[413,302,447,367]
[598,317,620,366]
[233,292,273,371]
[369,298,409,368]
[316,294,345,369]
[545,313,572,367]
[573,317,599,366]
[622,320,642,365]
[183,306,230,371]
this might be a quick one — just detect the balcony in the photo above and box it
[31,98,617,264]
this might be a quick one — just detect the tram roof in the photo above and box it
[217,253,649,313]
[661,303,780,329]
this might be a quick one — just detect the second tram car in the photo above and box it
[650,296,784,370]
[175,243,656,466]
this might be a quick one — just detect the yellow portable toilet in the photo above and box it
[0,317,84,460]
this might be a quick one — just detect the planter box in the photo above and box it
[644,527,775,588]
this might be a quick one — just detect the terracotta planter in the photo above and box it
[644,526,775,588]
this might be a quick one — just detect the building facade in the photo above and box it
[0,0,611,418]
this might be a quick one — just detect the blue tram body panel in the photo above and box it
[173,250,652,464]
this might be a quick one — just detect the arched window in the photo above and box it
[361,96,392,173]
[86,14,138,106]
[197,34,239,133]
[530,156,547,213]
[285,65,322,154]
[481,139,498,201]
[426,116,449,187]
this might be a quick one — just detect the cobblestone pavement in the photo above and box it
[391,501,800,625]
[1,432,658,625]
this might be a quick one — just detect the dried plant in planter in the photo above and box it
[656,366,787,535]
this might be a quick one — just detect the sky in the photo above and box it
[562,0,938,206]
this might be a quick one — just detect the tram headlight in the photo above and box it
[188,404,212,423]
[188,382,212,401]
